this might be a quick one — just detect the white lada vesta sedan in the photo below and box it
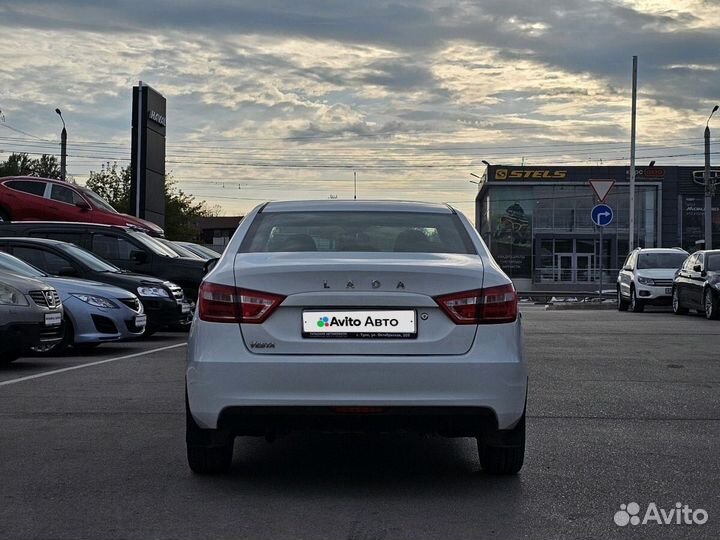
[186,201,527,474]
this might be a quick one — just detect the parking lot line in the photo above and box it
[0,343,187,388]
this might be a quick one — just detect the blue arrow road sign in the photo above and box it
[591,204,614,227]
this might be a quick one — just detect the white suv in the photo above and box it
[617,248,688,312]
[186,201,527,475]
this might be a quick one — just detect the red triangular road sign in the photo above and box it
[589,179,615,202]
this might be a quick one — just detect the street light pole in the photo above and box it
[55,108,66,181]
[704,105,718,250]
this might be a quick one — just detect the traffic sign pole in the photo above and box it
[599,226,603,299]
[591,204,614,299]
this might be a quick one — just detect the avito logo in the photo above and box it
[317,315,400,328]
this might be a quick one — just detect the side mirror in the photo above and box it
[75,200,91,210]
[693,264,702,272]
[57,266,78,277]
[203,257,219,275]
[130,250,148,264]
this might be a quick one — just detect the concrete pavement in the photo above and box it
[1,311,718,539]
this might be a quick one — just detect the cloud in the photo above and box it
[0,0,717,218]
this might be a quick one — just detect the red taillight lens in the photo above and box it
[434,284,517,324]
[198,282,285,323]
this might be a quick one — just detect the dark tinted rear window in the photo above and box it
[6,180,46,196]
[241,211,476,254]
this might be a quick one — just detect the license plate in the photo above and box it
[135,314,147,327]
[181,303,191,313]
[44,312,62,327]
[302,310,416,339]
[665,288,672,294]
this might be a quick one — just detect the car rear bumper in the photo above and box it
[187,318,527,432]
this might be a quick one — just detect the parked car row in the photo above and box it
[0,219,221,363]
[617,247,720,319]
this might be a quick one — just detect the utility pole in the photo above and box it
[629,56,638,250]
[55,108,67,181]
[705,105,718,249]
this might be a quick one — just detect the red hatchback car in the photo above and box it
[0,176,164,236]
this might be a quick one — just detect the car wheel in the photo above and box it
[704,288,720,320]
[629,286,644,313]
[672,287,688,315]
[617,286,629,311]
[0,207,10,222]
[0,351,20,365]
[477,413,525,475]
[186,390,234,474]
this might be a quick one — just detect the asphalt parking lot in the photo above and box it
[1,308,719,540]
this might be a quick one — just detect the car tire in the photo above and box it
[629,286,644,313]
[672,287,688,315]
[617,287,629,311]
[186,391,234,474]
[0,207,10,222]
[704,288,720,320]
[477,413,525,475]
[0,351,20,365]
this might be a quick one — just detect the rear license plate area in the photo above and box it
[302,310,417,339]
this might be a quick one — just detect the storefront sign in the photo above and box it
[635,167,665,178]
[494,169,567,180]
[692,170,720,186]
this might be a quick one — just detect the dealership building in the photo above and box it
[475,165,720,292]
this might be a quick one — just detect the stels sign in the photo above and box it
[494,169,567,180]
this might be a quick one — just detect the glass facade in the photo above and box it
[483,183,659,286]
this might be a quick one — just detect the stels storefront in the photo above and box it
[475,165,719,292]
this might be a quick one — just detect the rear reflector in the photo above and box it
[434,284,517,324]
[198,282,285,323]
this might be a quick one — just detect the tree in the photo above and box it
[0,152,61,179]
[86,162,131,214]
[85,162,217,240]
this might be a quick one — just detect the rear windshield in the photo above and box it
[241,211,476,254]
[636,252,687,269]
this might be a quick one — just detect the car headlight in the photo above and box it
[0,283,29,306]
[70,293,118,309]
[137,286,170,298]
[637,276,655,286]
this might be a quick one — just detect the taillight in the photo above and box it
[198,282,285,323]
[434,284,517,324]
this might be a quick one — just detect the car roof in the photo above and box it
[1,175,64,184]
[634,247,688,253]
[261,200,455,213]
[0,236,68,247]
[0,220,126,230]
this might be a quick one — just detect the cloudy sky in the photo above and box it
[0,0,719,218]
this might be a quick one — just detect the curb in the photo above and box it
[545,303,617,310]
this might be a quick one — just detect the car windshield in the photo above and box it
[127,230,179,257]
[0,251,47,278]
[241,211,476,254]
[77,185,119,213]
[707,254,720,272]
[62,244,122,273]
[158,238,200,258]
[636,252,687,269]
